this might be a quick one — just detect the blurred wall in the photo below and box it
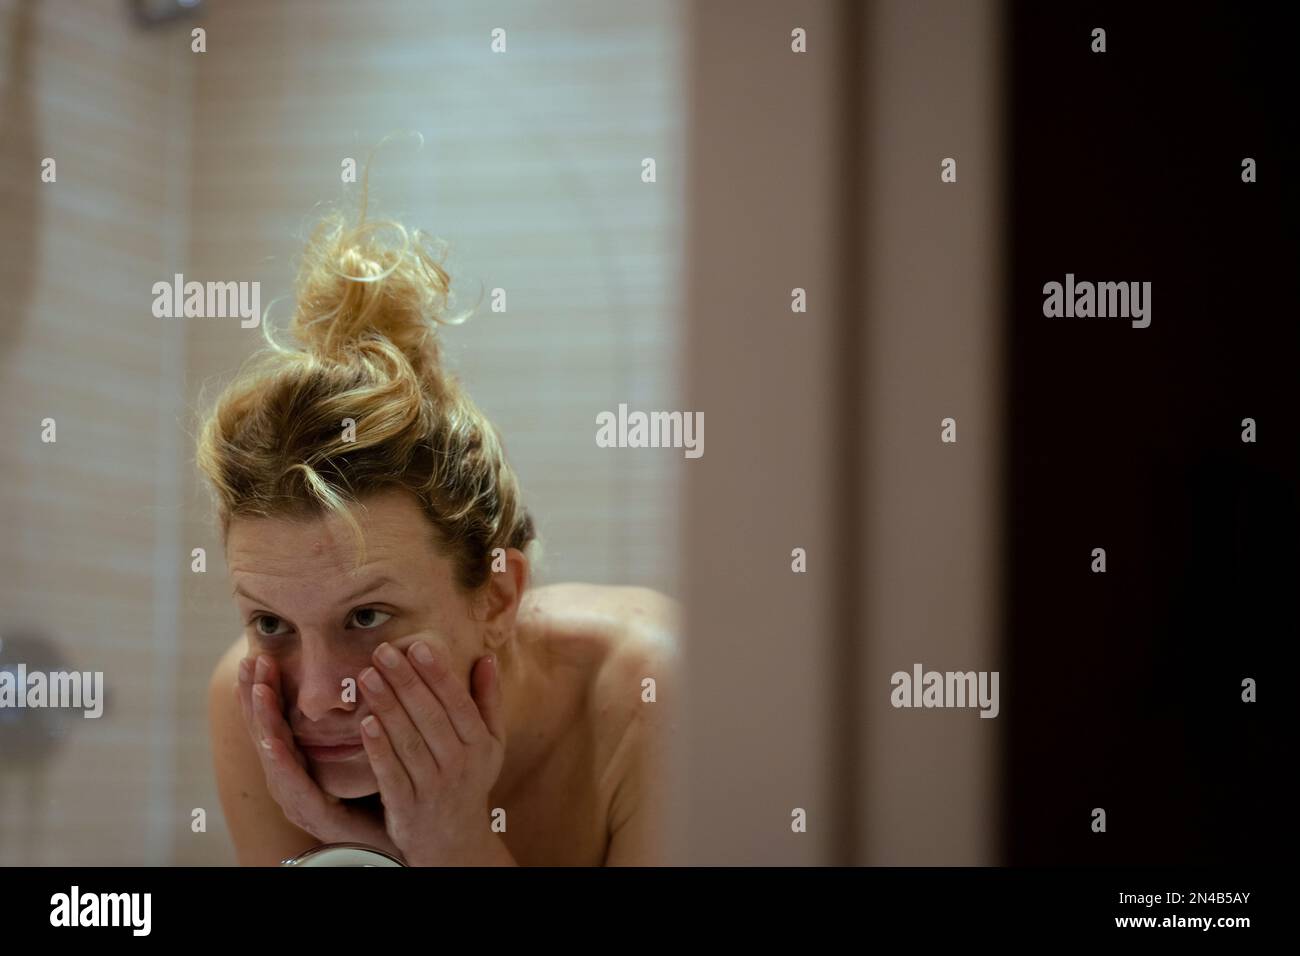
[856,0,1003,865]
[679,0,1002,864]
[678,0,846,865]
[0,0,193,864]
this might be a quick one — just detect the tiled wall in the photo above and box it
[0,0,193,864]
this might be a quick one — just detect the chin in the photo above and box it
[312,762,379,800]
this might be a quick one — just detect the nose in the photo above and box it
[291,637,361,723]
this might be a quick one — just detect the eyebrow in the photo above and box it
[232,576,400,610]
[336,576,400,606]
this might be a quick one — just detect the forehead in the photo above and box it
[226,489,441,588]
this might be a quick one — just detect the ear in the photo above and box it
[480,547,529,649]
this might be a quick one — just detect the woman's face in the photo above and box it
[226,488,486,799]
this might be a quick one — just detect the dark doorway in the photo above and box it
[1001,1,1297,864]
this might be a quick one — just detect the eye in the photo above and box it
[252,615,290,638]
[348,608,393,630]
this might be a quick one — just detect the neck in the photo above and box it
[490,627,550,804]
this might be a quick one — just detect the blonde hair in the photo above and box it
[196,179,537,592]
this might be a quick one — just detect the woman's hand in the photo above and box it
[357,638,514,866]
[236,653,405,862]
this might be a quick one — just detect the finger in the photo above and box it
[255,652,284,697]
[251,656,291,747]
[406,639,488,747]
[252,678,307,774]
[251,675,288,749]
[244,658,346,839]
[250,655,316,780]
[236,656,260,746]
[238,655,281,770]
[471,654,506,743]
[258,728,341,835]
[252,656,298,746]
[252,682,335,824]
[374,642,463,763]
[359,713,415,810]
[359,662,440,785]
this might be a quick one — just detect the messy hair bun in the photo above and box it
[290,199,465,372]
[196,177,537,591]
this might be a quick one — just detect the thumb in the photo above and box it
[473,654,506,743]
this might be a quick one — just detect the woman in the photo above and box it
[200,190,679,866]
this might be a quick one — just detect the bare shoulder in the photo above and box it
[524,582,680,636]
[522,582,680,690]
[522,583,680,863]
[518,581,679,722]
[589,585,680,708]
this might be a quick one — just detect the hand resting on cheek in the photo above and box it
[236,651,404,862]
[238,632,514,866]
[355,636,511,866]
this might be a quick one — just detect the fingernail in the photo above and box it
[254,656,269,682]
[411,641,434,665]
[253,684,271,706]
[361,715,381,738]
[260,738,274,753]
[376,643,401,669]
[238,659,251,683]
[361,667,385,693]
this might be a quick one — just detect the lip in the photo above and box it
[299,739,364,762]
